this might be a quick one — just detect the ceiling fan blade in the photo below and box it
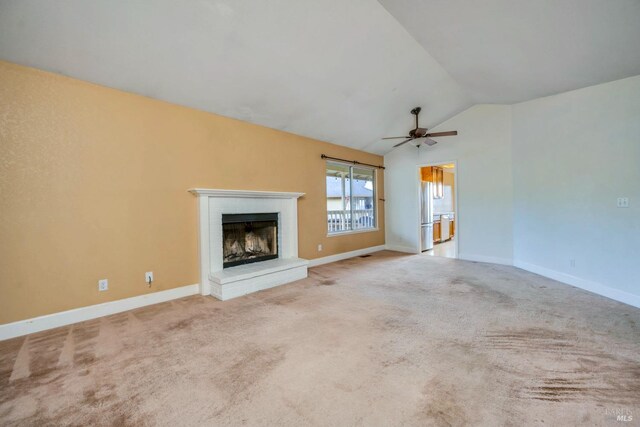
[423,138,438,146]
[425,131,458,137]
[382,136,411,140]
[393,138,413,148]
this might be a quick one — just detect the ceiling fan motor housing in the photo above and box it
[385,106,457,148]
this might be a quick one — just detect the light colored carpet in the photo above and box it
[1,251,639,426]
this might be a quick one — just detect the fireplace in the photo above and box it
[190,188,307,300]
[222,213,278,268]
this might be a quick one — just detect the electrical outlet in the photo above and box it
[98,279,108,291]
[145,271,153,286]
[616,197,629,208]
[317,244,323,252]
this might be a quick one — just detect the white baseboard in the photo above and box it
[458,253,513,266]
[514,260,640,309]
[308,245,387,267]
[384,244,418,254]
[0,283,200,341]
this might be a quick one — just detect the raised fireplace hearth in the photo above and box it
[222,213,278,268]
[190,189,308,300]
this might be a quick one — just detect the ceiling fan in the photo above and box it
[383,107,458,148]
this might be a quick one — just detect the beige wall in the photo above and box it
[0,61,385,324]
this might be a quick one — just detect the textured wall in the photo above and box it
[0,61,384,324]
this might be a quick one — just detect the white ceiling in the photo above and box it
[378,0,640,104]
[1,0,638,155]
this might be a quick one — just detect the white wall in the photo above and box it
[384,139,422,253]
[385,105,514,264]
[512,76,640,302]
[385,76,640,307]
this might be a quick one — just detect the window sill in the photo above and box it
[327,228,379,237]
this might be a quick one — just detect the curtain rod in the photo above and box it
[321,154,385,170]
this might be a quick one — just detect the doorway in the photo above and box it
[418,161,458,259]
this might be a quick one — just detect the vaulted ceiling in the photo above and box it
[378,0,640,104]
[1,0,639,155]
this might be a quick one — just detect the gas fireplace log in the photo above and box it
[245,232,271,255]
[222,221,276,265]
[224,239,244,257]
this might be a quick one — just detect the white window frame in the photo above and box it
[326,160,378,236]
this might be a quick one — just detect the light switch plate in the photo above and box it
[617,197,629,208]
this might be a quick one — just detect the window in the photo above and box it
[326,161,376,234]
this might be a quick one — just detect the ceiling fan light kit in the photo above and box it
[383,107,458,148]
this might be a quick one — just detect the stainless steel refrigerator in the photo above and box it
[420,181,434,252]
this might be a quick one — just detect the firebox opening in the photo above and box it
[222,213,278,268]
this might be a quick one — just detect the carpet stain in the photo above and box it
[485,327,640,405]
[167,317,199,331]
[264,293,300,305]
[484,327,591,356]
[419,380,468,426]
[448,276,515,307]
[212,345,287,417]
[381,355,409,368]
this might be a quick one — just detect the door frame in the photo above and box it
[416,160,459,258]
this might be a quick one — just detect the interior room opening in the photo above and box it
[419,163,457,259]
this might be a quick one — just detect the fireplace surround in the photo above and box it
[190,189,308,300]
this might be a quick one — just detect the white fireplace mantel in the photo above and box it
[190,188,308,300]
[189,188,305,199]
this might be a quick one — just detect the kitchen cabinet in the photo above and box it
[420,166,444,199]
[433,218,454,243]
[434,167,444,199]
[420,167,432,182]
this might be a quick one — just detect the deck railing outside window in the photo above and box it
[327,209,374,233]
